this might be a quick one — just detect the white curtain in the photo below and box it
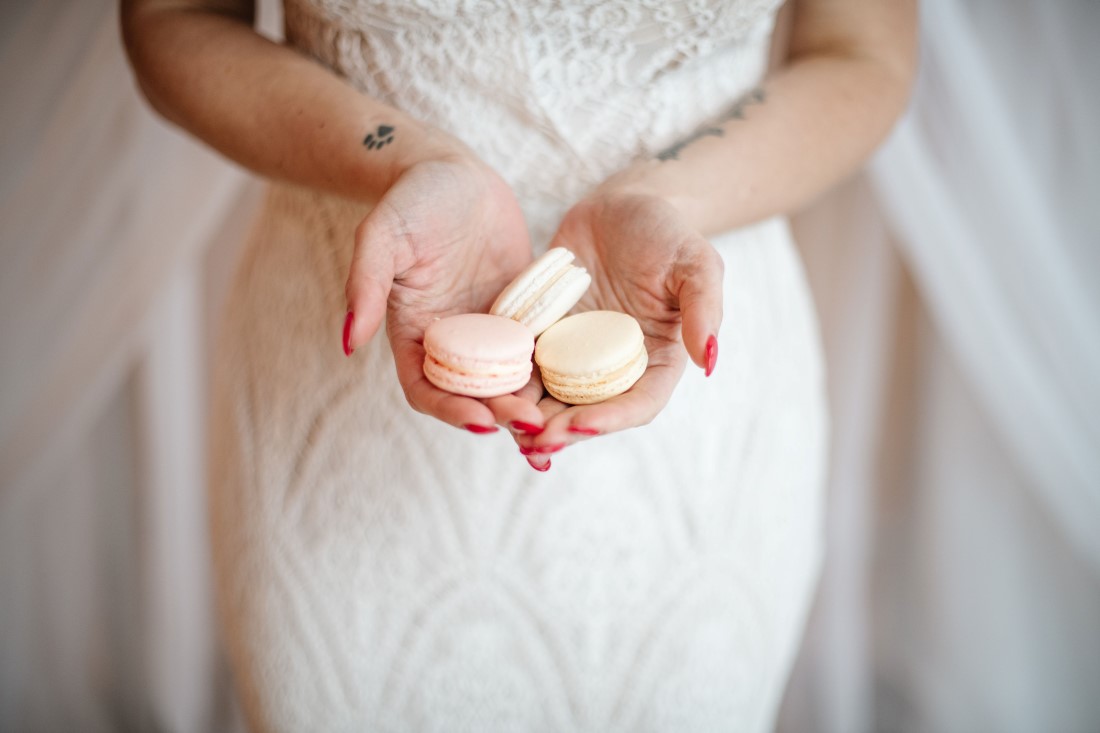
[871,0,1100,569]
[2,0,1098,730]
[780,1,1100,731]
[0,0,259,729]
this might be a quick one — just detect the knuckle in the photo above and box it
[703,244,725,277]
[711,249,725,276]
[344,278,356,302]
[353,217,373,243]
[405,389,429,417]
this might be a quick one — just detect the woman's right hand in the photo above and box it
[342,153,547,435]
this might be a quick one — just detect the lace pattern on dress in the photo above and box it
[283,0,783,247]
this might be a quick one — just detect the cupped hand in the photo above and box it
[343,154,545,433]
[514,190,725,465]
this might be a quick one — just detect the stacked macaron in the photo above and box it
[422,247,647,403]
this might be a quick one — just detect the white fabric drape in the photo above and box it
[2,0,1097,730]
[868,0,1100,571]
[779,1,1100,731]
[1,0,258,729]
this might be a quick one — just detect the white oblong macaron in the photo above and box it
[534,310,648,405]
[490,247,592,336]
[422,313,535,398]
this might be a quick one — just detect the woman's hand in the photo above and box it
[515,189,725,467]
[343,154,546,434]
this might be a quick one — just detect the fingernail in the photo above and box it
[511,421,544,436]
[527,457,551,472]
[705,334,718,377]
[342,311,355,356]
[519,445,537,456]
[534,443,566,454]
[464,424,499,434]
[568,426,600,436]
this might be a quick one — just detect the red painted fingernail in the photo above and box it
[519,445,537,456]
[568,426,600,436]
[705,334,718,377]
[342,311,355,356]
[464,424,499,434]
[534,443,566,454]
[528,457,551,472]
[511,421,544,436]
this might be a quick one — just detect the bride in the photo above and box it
[122,0,915,729]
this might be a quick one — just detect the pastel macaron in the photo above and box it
[490,247,592,336]
[423,313,535,398]
[534,310,648,405]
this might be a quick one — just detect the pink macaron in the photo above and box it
[422,313,535,398]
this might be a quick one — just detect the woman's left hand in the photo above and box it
[514,188,725,468]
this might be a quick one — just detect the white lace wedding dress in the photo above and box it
[208,0,826,730]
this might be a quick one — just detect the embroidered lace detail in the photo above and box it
[283,0,782,246]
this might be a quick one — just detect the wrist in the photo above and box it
[344,112,475,200]
[389,121,476,180]
[595,160,707,233]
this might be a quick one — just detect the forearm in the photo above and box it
[121,1,461,203]
[607,0,918,236]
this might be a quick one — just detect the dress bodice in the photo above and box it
[283,0,783,244]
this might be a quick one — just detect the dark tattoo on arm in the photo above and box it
[656,87,766,161]
[721,87,766,121]
[363,124,396,150]
[657,126,725,162]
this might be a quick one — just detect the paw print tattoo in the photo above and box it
[363,124,395,150]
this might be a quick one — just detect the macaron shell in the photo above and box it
[424,313,534,374]
[521,267,592,336]
[535,311,645,375]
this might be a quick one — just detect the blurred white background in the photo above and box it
[2,0,1098,731]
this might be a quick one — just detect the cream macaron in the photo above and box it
[534,310,648,405]
[422,313,535,398]
[490,247,592,336]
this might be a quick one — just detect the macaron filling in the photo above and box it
[516,267,592,335]
[423,354,532,397]
[539,344,647,404]
[491,248,591,335]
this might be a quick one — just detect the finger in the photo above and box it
[485,391,546,436]
[390,326,500,432]
[674,237,725,376]
[525,454,552,473]
[539,355,686,444]
[513,394,569,454]
[514,367,546,405]
[343,215,399,355]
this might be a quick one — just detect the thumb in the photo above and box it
[343,215,398,356]
[675,238,724,377]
